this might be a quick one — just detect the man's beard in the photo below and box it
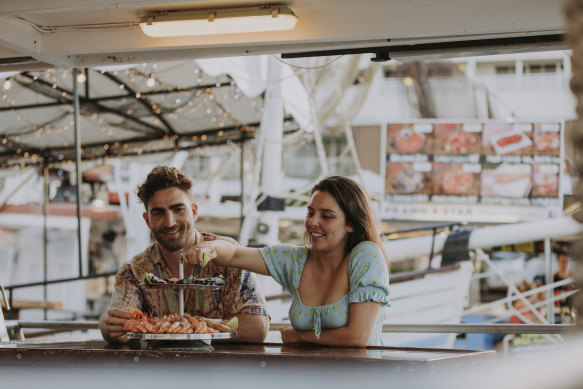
[151,226,189,252]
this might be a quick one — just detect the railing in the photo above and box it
[5,320,573,338]
[268,322,574,334]
[2,271,117,320]
[384,221,464,264]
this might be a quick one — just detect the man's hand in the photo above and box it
[99,308,131,343]
[231,314,270,343]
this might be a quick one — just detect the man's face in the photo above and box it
[143,187,198,252]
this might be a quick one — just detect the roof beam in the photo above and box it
[17,72,168,136]
[0,16,71,68]
[101,71,176,136]
[0,81,231,111]
[282,34,567,62]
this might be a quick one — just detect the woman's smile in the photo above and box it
[305,190,352,252]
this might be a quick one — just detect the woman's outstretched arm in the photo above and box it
[184,240,270,275]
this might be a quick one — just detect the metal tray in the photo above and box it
[126,331,236,341]
[140,283,222,290]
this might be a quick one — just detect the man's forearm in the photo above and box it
[232,314,270,343]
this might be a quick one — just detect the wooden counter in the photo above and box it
[0,338,495,371]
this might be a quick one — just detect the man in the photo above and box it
[99,166,270,343]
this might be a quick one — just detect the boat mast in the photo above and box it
[256,55,284,246]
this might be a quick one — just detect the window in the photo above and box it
[524,62,562,74]
[495,65,515,75]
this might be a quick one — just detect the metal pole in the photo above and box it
[84,68,89,98]
[545,238,554,324]
[72,68,83,277]
[178,251,184,316]
[240,136,245,230]
[42,162,49,320]
[257,55,284,246]
[0,284,10,341]
[269,322,573,334]
[3,321,575,335]
[429,227,437,265]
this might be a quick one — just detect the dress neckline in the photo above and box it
[295,247,351,309]
[295,290,349,309]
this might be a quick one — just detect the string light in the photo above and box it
[2,79,12,90]
[146,75,156,87]
[0,64,264,166]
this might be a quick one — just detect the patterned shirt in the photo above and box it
[110,230,268,319]
[260,241,390,346]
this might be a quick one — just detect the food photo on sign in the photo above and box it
[480,163,532,198]
[432,162,481,196]
[533,123,561,156]
[482,123,534,156]
[385,162,432,195]
[433,123,482,155]
[386,123,432,154]
[532,163,560,198]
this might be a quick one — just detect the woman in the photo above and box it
[186,176,390,347]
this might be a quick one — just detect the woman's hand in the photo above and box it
[183,241,217,267]
[280,327,302,344]
[183,241,269,275]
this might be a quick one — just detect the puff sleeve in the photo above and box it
[259,244,306,294]
[348,241,390,306]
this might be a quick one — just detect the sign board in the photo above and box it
[380,121,563,222]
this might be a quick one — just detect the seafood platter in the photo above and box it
[124,307,238,350]
[143,272,226,290]
[125,260,237,349]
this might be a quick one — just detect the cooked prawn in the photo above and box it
[123,310,232,335]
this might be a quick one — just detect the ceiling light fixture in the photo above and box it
[139,5,298,38]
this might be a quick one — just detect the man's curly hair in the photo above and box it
[136,166,193,209]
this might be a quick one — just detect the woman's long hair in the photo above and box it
[303,176,390,270]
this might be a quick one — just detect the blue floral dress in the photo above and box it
[259,241,390,346]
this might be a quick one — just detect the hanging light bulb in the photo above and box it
[146,75,156,87]
[2,79,12,90]
[76,73,87,83]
